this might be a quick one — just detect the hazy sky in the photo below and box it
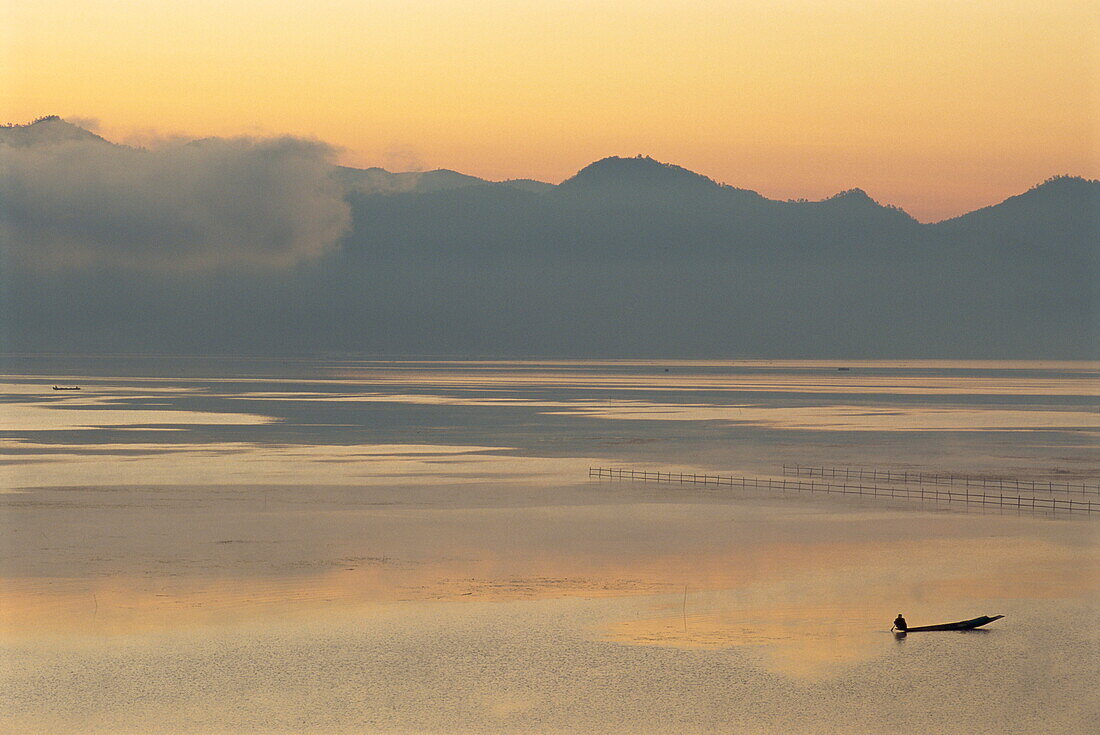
[4,0,1097,221]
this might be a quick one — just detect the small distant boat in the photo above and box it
[837,367,851,371]
[895,615,1004,633]
[51,385,81,391]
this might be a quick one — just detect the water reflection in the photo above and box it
[2,439,591,487]
[1,359,1098,733]
[3,490,1093,683]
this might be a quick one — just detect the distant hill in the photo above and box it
[0,115,110,147]
[560,155,723,192]
[933,176,1100,258]
[338,166,553,196]
[938,175,1099,228]
[498,178,556,194]
[2,118,1096,358]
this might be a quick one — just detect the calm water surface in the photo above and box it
[1,358,1097,733]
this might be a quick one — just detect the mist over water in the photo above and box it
[1,357,1097,733]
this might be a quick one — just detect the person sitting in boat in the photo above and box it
[893,613,907,631]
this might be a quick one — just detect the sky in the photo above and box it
[3,0,1097,221]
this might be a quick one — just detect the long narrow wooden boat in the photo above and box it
[899,615,1004,632]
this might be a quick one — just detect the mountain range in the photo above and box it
[1,117,1096,358]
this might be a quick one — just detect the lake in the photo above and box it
[2,357,1097,733]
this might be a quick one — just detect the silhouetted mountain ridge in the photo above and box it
[3,118,1095,358]
[8,119,1091,224]
[337,165,553,195]
[561,155,719,190]
[933,176,1099,259]
[938,176,1098,227]
[0,115,111,147]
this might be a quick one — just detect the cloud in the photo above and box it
[0,128,351,270]
[62,115,102,133]
[382,145,425,173]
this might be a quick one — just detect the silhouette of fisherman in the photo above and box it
[893,613,908,632]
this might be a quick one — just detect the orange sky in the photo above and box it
[3,0,1097,221]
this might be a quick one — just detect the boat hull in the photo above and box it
[900,615,1004,632]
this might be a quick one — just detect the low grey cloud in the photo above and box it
[0,122,351,270]
[62,115,102,133]
[382,145,425,173]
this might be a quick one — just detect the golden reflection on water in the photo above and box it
[0,402,272,431]
[609,605,890,678]
[3,440,590,488]
[603,534,1098,678]
[4,518,1093,684]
